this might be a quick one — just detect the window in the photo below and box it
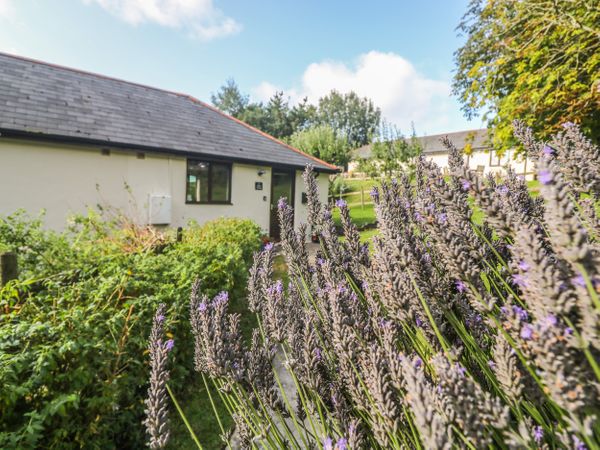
[186,160,232,204]
[489,149,503,167]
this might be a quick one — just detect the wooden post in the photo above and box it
[1,252,18,286]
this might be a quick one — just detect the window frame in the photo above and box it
[489,149,503,167]
[186,159,233,205]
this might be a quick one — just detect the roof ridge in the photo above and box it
[0,51,338,171]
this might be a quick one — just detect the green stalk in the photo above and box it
[408,272,451,355]
[166,383,204,450]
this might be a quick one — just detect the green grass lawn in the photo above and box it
[332,203,376,228]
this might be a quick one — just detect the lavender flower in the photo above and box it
[512,273,528,288]
[572,274,586,288]
[157,127,600,448]
[496,184,509,195]
[336,437,348,450]
[542,145,554,157]
[520,324,534,340]
[573,435,587,450]
[335,199,347,209]
[455,280,467,292]
[538,169,552,185]
[143,304,171,449]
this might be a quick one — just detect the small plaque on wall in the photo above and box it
[255,182,263,191]
[302,192,308,204]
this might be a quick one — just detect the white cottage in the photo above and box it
[350,129,533,179]
[0,53,336,237]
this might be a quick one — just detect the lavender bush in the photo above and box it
[146,122,600,449]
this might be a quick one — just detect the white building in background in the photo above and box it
[349,129,534,180]
[0,53,336,236]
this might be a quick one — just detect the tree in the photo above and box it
[359,121,422,178]
[288,125,350,167]
[453,0,600,149]
[262,91,293,139]
[210,79,382,147]
[210,79,249,117]
[317,91,381,148]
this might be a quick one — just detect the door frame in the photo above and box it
[269,169,296,240]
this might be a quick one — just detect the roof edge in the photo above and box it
[0,51,339,173]
[181,94,339,172]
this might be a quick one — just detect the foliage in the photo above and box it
[151,123,600,449]
[0,215,261,449]
[209,78,249,117]
[359,121,422,178]
[210,80,381,148]
[453,0,600,149]
[329,175,350,198]
[316,90,381,149]
[289,125,350,167]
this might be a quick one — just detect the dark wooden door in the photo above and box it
[270,170,295,240]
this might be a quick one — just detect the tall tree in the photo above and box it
[453,0,600,148]
[263,91,293,139]
[288,125,350,167]
[317,91,381,148]
[210,79,249,117]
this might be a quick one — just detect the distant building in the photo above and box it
[349,129,533,179]
[0,53,337,237]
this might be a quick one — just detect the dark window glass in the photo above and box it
[211,163,231,202]
[186,160,231,203]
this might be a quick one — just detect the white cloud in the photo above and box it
[252,51,474,135]
[0,0,16,20]
[83,0,241,40]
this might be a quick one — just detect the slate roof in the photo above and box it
[0,52,337,172]
[352,129,490,159]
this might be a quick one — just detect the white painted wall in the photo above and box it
[348,149,533,180]
[0,139,327,234]
[425,148,533,179]
[292,169,330,231]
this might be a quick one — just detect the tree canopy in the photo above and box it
[316,90,381,149]
[453,0,600,148]
[288,125,350,167]
[210,80,381,157]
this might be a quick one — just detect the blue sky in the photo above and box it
[0,0,482,135]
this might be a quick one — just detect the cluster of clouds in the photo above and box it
[253,51,471,135]
[82,0,242,40]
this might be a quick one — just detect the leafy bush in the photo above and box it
[329,175,349,198]
[149,122,600,449]
[0,215,261,449]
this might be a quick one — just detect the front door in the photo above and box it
[270,169,295,240]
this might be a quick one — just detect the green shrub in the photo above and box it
[0,213,261,449]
